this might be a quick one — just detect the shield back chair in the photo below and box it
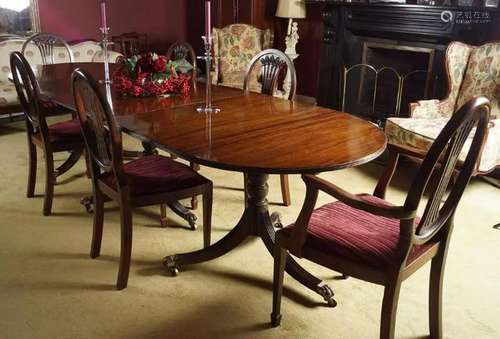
[385,41,500,178]
[10,52,85,216]
[166,41,198,92]
[21,32,74,65]
[212,24,273,90]
[21,33,75,116]
[71,68,213,290]
[271,96,490,339]
[166,41,201,210]
[243,49,296,207]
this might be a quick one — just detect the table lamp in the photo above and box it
[276,0,306,59]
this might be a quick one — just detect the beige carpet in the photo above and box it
[1,119,499,339]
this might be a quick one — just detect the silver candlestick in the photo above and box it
[99,0,113,108]
[197,36,220,114]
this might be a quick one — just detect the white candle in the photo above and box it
[205,0,211,40]
[100,0,107,29]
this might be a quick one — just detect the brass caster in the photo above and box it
[317,283,337,307]
[187,214,197,231]
[270,211,283,228]
[163,255,179,276]
[80,196,93,213]
[169,267,179,276]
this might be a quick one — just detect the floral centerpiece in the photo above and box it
[113,52,192,97]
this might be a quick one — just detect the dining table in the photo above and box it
[38,62,387,306]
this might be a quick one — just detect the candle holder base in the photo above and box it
[196,106,220,114]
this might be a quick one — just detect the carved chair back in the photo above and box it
[166,41,197,91]
[400,97,490,259]
[10,51,48,138]
[243,49,296,101]
[112,32,148,57]
[72,69,125,185]
[22,33,74,65]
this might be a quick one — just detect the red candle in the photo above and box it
[100,0,107,29]
[205,0,211,40]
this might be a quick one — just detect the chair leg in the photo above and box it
[429,254,446,339]
[271,245,287,327]
[43,151,55,216]
[202,184,213,248]
[160,203,167,227]
[280,174,291,206]
[190,162,200,210]
[116,194,133,290]
[27,142,37,198]
[243,173,248,208]
[380,278,402,339]
[90,189,105,258]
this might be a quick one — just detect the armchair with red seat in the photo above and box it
[271,97,491,339]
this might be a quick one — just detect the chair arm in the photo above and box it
[302,174,416,220]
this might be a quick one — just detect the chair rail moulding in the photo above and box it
[305,1,500,121]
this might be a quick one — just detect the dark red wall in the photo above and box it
[38,0,186,52]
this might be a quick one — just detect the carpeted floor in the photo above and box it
[1,119,499,339]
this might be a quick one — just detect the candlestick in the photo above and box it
[197,0,219,114]
[99,0,113,109]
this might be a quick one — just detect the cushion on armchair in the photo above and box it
[386,117,500,173]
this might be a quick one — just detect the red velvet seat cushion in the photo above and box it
[283,194,434,270]
[101,155,210,196]
[48,119,83,144]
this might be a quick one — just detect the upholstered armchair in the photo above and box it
[212,24,273,90]
[385,41,500,175]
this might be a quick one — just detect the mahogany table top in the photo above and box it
[38,62,387,174]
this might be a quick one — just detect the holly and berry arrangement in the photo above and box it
[113,52,192,97]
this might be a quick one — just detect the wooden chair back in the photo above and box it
[404,96,490,243]
[22,33,74,65]
[10,51,47,137]
[166,41,198,91]
[112,32,147,57]
[71,69,125,184]
[243,49,296,101]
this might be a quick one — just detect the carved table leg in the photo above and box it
[163,172,336,306]
[167,201,197,230]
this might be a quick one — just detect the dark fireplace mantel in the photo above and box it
[307,1,499,120]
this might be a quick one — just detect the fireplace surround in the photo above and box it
[307,1,499,122]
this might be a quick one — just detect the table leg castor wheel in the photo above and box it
[80,196,93,213]
[163,255,180,276]
[270,212,283,228]
[317,283,337,307]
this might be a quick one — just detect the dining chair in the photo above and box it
[112,32,148,57]
[10,52,85,216]
[72,68,213,290]
[166,41,201,210]
[21,32,74,65]
[166,41,198,92]
[271,96,490,339]
[243,49,296,207]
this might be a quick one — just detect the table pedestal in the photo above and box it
[163,172,336,306]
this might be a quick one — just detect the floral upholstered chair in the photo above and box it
[212,24,273,91]
[385,41,500,175]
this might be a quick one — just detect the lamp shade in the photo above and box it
[276,0,306,19]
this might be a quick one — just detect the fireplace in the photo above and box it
[307,1,499,123]
[342,40,434,124]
